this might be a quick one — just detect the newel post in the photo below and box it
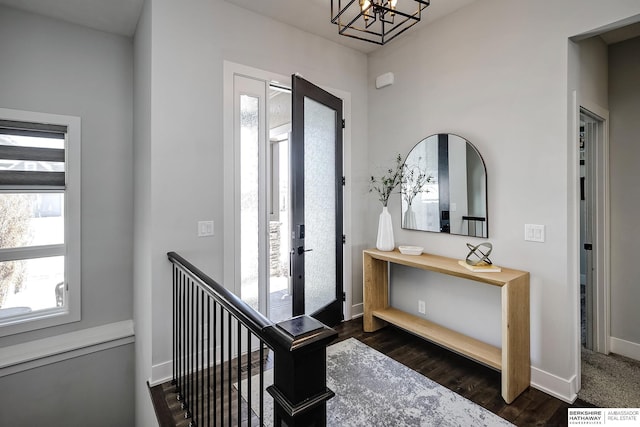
[263,315,338,427]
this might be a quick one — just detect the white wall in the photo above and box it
[609,36,640,354]
[0,5,134,344]
[137,0,368,402]
[578,37,609,108]
[0,344,134,427]
[133,0,156,425]
[0,5,135,425]
[367,0,640,402]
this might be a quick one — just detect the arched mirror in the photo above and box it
[401,134,488,237]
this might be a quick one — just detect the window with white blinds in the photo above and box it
[0,109,80,335]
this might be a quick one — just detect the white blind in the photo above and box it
[0,120,66,188]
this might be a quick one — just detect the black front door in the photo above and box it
[290,74,344,326]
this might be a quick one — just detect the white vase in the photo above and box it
[376,206,395,251]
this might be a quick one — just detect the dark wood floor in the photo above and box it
[151,317,592,426]
[332,318,592,426]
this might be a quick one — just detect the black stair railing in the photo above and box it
[168,252,337,427]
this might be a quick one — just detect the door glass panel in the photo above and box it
[240,94,260,311]
[303,97,336,315]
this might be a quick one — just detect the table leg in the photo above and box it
[363,253,389,332]
[501,274,530,403]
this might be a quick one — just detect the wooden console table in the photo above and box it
[363,248,530,403]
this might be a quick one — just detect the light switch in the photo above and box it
[198,220,214,237]
[524,224,545,243]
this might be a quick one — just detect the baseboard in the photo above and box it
[150,360,172,387]
[351,303,363,319]
[0,320,135,378]
[150,344,226,387]
[530,366,577,404]
[610,336,640,361]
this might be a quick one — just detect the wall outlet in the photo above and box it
[418,300,426,314]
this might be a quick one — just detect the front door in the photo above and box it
[290,75,344,326]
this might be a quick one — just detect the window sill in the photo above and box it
[0,305,81,338]
[0,320,135,378]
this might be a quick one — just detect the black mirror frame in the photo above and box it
[401,133,488,237]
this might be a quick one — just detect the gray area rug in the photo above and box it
[239,338,512,426]
[580,347,640,408]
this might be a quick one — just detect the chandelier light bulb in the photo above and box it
[360,0,371,21]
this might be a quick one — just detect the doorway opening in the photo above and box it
[579,106,609,354]
[235,77,293,324]
[225,64,349,326]
[580,110,595,350]
[266,83,293,323]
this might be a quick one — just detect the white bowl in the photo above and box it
[398,245,424,256]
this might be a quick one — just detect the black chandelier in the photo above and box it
[331,0,430,45]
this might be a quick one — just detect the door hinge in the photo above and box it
[341,176,346,186]
[342,119,345,129]
[342,234,346,244]
[342,292,346,302]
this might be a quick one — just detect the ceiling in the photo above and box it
[599,21,640,44]
[0,0,639,52]
[0,0,144,37]
[224,0,478,53]
[0,0,477,52]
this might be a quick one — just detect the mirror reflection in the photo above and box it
[401,134,488,237]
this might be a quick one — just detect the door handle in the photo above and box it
[289,249,294,277]
[289,247,312,277]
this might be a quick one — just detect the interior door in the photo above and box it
[290,74,344,326]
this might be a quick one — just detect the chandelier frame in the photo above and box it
[331,0,430,45]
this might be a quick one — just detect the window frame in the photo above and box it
[0,108,81,336]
